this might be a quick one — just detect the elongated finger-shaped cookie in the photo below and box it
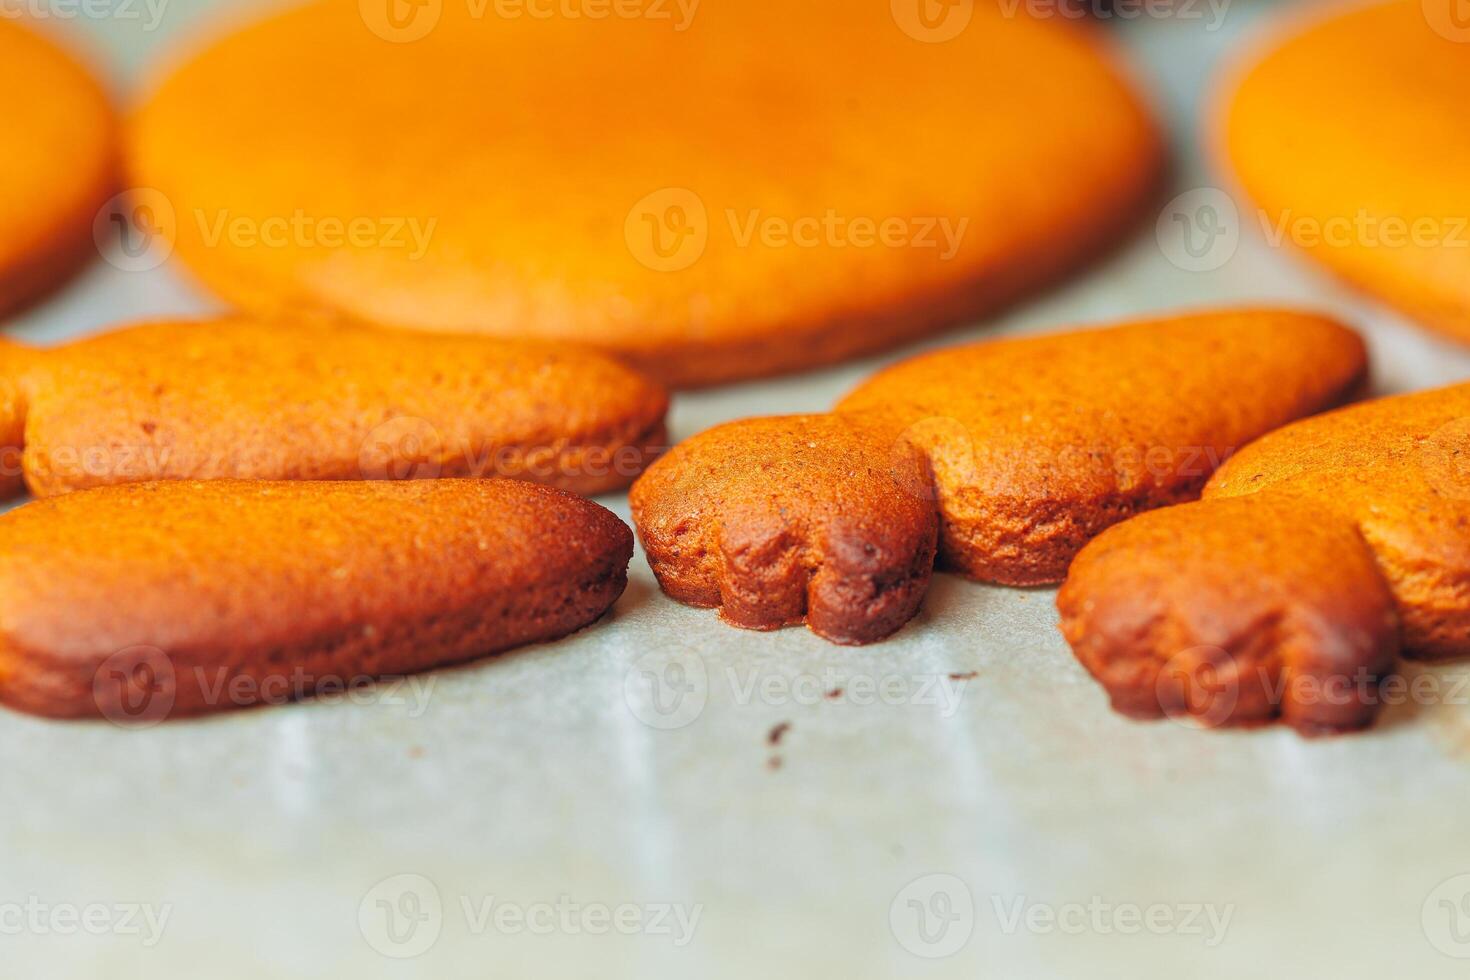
[631,415,937,644]
[1059,381,1470,734]
[633,310,1367,643]
[0,479,631,721]
[0,318,668,498]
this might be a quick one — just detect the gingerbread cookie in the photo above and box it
[632,415,937,644]
[0,19,118,317]
[130,0,1160,386]
[633,310,1367,642]
[1221,0,1470,343]
[0,317,668,498]
[1059,381,1470,735]
[0,479,632,721]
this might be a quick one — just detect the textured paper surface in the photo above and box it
[4,2,1470,977]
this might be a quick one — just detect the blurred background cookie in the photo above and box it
[129,0,1161,386]
[0,19,118,318]
[1221,0,1470,345]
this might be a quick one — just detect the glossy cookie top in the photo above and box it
[1221,0,1470,342]
[0,19,118,316]
[130,0,1160,386]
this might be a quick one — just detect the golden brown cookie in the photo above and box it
[633,310,1368,642]
[0,19,118,317]
[0,479,632,721]
[1059,382,1470,735]
[631,414,937,644]
[1221,0,1470,343]
[129,0,1160,387]
[0,317,668,498]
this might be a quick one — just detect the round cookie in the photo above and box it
[130,0,1160,387]
[1221,0,1470,343]
[0,19,118,318]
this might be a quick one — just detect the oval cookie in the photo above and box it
[130,0,1160,386]
[0,317,668,498]
[1059,382,1470,734]
[633,310,1367,642]
[0,19,118,317]
[0,479,632,720]
[1221,0,1470,342]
